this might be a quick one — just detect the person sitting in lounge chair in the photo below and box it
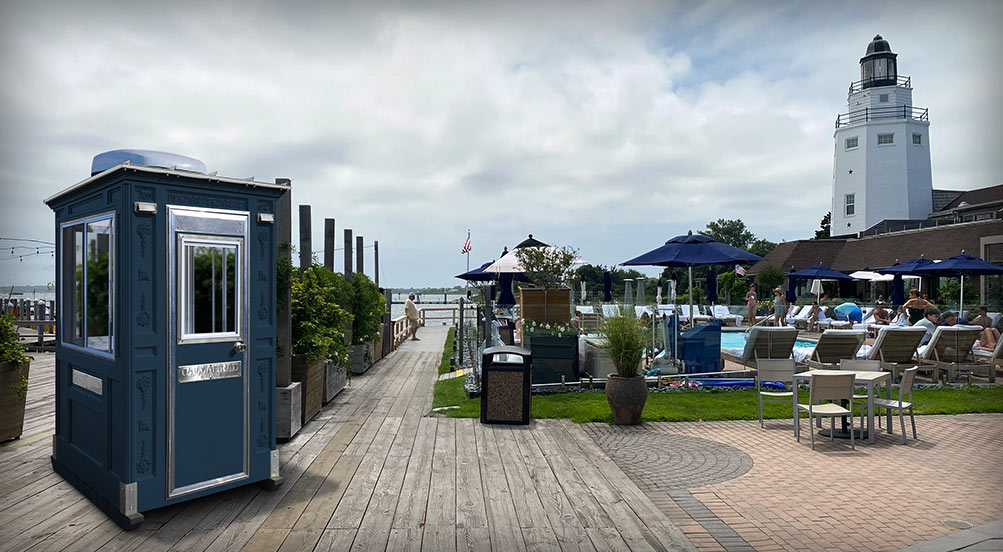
[914,306,941,346]
[970,306,1002,351]
[805,301,823,332]
[872,300,891,325]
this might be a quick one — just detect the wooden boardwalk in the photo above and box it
[0,327,693,552]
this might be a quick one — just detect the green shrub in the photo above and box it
[1,313,32,400]
[351,273,385,345]
[598,311,648,377]
[291,265,352,364]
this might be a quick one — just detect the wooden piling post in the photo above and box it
[344,229,353,282]
[356,236,364,277]
[324,218,335,271]
[298,204,312,272]
[373,241,379,287]
[276,178,293,387]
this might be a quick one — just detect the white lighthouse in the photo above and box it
[831,35,933,237]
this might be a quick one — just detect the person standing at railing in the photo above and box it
[405,292,420,341]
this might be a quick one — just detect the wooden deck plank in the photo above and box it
[419,525,457,552]
[327,416,403,530]
[387,527,424,552]
[315,528,356,551]
[493,426,550,530]
[392,417,437,530]
[522,527,564,552]
[453,420,487,531]
[2,495,90,552]
[279,453,363,552]
[455,526,492,552]
[530,426,613,530]
[421,418,454,528]
[472,421,525,552]
[585,528,633,552]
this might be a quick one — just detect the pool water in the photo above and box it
[720,331,817,350]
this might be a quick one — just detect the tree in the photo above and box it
[749,238,777,258]
[701,219,755,250]
[717,270,750,304]
[814,212,831,239]
[755,264,785,295]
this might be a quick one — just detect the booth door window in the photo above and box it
[60,213,114,356]
[169,207,249,499]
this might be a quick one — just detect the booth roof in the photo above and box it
[44,162,291,205]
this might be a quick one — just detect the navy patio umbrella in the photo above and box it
[785,276,797,304]
[786,264,855,281]
[913,253,1003,315]
[602,270,612,302]
[622,231,764,333]
[891,274,905,306]
[877,257,935,275]
[706,270,718,304]
[455,261,497,282]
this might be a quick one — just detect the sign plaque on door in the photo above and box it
[178,361,242,383]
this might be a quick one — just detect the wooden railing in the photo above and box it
[419,306,477,327]
[2,298,57,347]
[390,315,409,351]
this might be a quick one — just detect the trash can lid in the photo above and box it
[483,345,530,357]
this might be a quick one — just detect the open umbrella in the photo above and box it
[455,261,497,282]
[622,231,764,364]
[913,253,1003,315]
[787,264,855,281]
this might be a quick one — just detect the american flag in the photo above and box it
[461,232,471,254]
[735,264,746,276]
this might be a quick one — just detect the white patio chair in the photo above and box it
[796,373,855,450]
[839,358,879,426]
[756,359,796,428]
[871,366,919,444]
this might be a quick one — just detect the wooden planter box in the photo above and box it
[324,361,348,403]
[350,344,372,375]
[519,287,571,325]
[291,357,324,424]
[0,361,30,442]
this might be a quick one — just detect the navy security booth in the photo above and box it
[44,150,289,529]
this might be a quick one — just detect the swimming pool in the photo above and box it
[720,331,817,350]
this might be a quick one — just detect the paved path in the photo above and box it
[0,325,694,552]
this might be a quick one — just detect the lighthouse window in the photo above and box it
[60,212,115,356]
[845,194,855,216]
[845,137,858,150]
[879,94,889,103]
[877,133,894,145]
[912,133,923,145]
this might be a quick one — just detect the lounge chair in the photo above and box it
[722,326,800,369]
[855,326,926,382]
[712,305,743,326]
[851,311,876,331]
[972,336,1001,383]
[601,304,621,318]
[804,329,867,369]
[682,305,705,324]
[917,325,983,382]
[789,306,815,329]
[785,305,805,325]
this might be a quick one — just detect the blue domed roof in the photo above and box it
[91,149,207,175]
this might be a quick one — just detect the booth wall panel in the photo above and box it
[68,398,107,466]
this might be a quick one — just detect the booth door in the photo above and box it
[168,207,249,499]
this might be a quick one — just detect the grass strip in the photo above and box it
[432,378,1003,423]
[438,326,456,375]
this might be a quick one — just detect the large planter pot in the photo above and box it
[525,335,579,385]
[291,356,324,424]
[350,344,372,375]
[605,375,647,426]
[0,361,30,442]
[519,287,571,325]
[324,361,348,403]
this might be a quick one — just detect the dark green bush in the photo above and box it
[351,274,385,345]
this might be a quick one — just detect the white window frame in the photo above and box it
[59,211,116,359]
[877,133,894,146]
[844,136,859,150]
[845,194,856,217]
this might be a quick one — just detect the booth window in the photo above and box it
[61,214,114,355]
[179,236,242,341]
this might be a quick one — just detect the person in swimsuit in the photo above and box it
[872,300,891,325]
[903,288,932,325]
[745,285,757,327]
[773,288,786,326]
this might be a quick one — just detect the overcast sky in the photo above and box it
[1,0,1001,288]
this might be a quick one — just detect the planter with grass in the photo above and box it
[523,319,579,385]
[0,313,32,442]
[600,312,649,425]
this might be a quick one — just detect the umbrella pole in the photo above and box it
[960,275,964,316]
[688,265,694,328]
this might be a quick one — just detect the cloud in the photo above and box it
[1,0,1001,287]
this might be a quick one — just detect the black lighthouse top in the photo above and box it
[859,35,898,89]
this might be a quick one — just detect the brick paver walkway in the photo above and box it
[586,414,1003,551]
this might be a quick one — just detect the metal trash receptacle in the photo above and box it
[480,345,532,425]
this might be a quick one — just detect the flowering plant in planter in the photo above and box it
[522,318,577,338]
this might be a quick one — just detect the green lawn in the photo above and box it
[438,327,456,375]
[431,377,1003,423]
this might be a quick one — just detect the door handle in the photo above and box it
[233,342,247,353]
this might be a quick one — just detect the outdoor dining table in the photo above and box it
[793,369,892,444]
